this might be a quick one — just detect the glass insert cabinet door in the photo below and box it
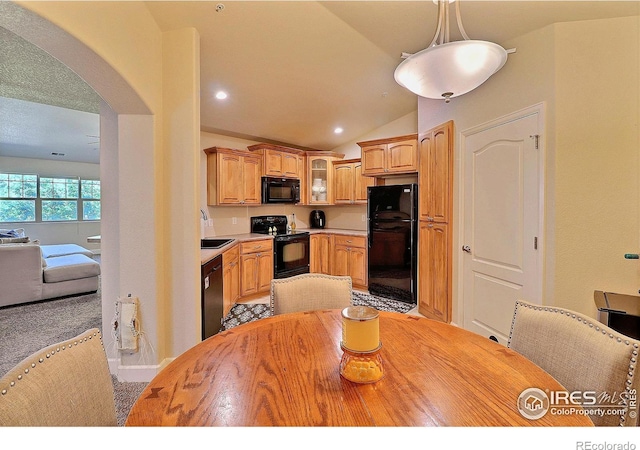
[308,156,334,205]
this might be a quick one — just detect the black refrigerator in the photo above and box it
[367,184,418,304]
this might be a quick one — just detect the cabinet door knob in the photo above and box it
[462,245,471,253]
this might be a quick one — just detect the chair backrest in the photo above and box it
[0,328,117,426]
[270,273,353,315]
[508,300,640,426]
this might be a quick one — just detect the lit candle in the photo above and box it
[341,306,380,352]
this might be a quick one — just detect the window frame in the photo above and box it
[0,172,101,224]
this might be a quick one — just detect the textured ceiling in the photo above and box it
[0,25,100,164]
[0,26,99,113]
[1,1,640,164]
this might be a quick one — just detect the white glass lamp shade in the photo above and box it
[394,40,508,100]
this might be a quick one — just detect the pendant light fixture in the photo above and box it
[394,0,514,103]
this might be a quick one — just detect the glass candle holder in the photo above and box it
[339,343,384,384]
[339,306,384,383]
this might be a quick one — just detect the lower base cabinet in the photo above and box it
[222,246,240,316]
[310,234,332,274]
[332,234,367,289]
[240,240,273,298]
[418,222,451,322]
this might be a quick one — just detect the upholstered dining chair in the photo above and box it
[270,273,353,315]
[508,300,640,426]
[0,328,117,426]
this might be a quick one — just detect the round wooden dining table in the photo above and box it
[125,309,593,426]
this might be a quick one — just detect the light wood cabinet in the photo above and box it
[333,159,374,205]
[358,134,418,176]
[204,147,262,205]
[310,233,332,274]
[417,121,454,323]
[354,162,373,203]
[222,245,239,316]
[239,239,273,298]
[418,222,451,322]
[298,154,307,205]
[308,153,341,205]
[419,121,453,223]
[248,143,304,179]
[332,234,367,289]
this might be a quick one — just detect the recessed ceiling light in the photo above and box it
[215,91,228,100]
[334,127,344,134]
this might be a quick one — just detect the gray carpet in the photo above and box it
[0,289,147,426]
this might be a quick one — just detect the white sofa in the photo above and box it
[0,243,100,308]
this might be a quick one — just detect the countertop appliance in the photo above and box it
[594,290,640,339]
[201,254,223,340]
[261,177,301,204]
[367,184,418,304]
[251,215,310,279]
[310,210,326,229]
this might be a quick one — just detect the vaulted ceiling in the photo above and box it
[1,1,638,163]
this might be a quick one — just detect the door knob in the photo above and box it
[462,245,471,253]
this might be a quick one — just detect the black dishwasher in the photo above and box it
[201,255,223,340]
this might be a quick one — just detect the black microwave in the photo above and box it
[261,177,301,204]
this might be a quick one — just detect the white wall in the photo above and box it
[0,155,101,251]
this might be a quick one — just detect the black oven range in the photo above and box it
[250,215,310,279]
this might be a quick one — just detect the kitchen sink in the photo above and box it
[201,238,234,249]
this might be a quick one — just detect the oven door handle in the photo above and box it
[281,237,304,244]
[276,235,309,244]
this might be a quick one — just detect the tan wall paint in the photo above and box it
[553,16,640,315]
[18,1,163,113]
[163,28,202,357]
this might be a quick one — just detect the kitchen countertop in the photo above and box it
[201,228,366,264]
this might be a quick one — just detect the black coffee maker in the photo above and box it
[310,210,326,229]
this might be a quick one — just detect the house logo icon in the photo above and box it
[517,388,550,420]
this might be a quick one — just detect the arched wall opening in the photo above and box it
[0,2,164,381]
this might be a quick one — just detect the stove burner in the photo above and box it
[250,215,308,236]
[251,215,310,279]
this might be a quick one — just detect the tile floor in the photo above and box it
[239,289,425,317]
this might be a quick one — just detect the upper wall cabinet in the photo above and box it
[307,152,344,205]
[204,147,262,205]
[418,121,453,223]
[247,144,305,179]
[357,134,418,177]
[297,153,307,206]
[333,159,374,205]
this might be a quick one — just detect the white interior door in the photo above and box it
[462,109,542,343]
